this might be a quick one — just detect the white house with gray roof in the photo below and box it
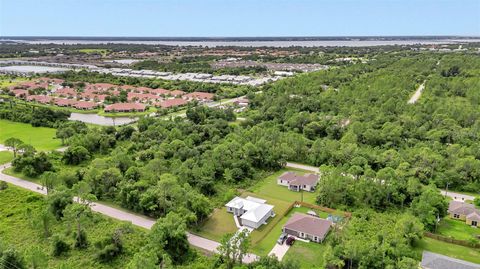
[225,196,275,229]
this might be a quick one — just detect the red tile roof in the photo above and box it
[104,103,146,112]
[73,101,98,109]
[26,95,52,104]
[54,98,78,106]
[156,98,189,108]
[149,88,170,95]
[183,92,214,101]
[170,90,186,97]
[55,87,76,97]
[11,89,28,97]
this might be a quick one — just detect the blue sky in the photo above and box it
[1,0,479,36]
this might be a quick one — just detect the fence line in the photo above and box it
[424,232,480,248]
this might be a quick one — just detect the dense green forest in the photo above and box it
[3,51,480,268]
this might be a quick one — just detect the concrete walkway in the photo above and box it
[285,162,319,173]
[408,81,426,104]
[0,163,258,263]
[268,243,290,261]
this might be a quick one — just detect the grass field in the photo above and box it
[416,237,480,264]
[0,119,62,151]
[437,218,480,242]
[0,184,148,268]
[0,76,30,88]
[0,151,14,164]
[193,208,238,241]
[283,241,328,269]
[248,169,317,204]
[97,106,157,117]
[78,48,109,55]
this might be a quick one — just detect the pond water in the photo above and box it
[69,113,138,126]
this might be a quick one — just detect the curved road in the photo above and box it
[0,163,258,263]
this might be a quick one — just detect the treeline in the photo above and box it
[247,53,480,193]
[0,101,70,127]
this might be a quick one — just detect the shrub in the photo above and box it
[52,235,70,257]
[0,181,8,190]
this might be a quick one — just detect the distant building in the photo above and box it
[421,251,480,269]
[156,98,189,109]
[183,92,215,102]
[104,103,146,113]
[73,101,98,110]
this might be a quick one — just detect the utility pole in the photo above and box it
[445,182,449,198]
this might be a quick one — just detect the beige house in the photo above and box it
[277,172,319,192]
[448,201,480,227]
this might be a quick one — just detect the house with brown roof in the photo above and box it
[277,172,320,192]
[183,92,215,102]
[55,87,77,97]
[282,213,332,243]
[73,101,98,110]
[54,98,78,107]
[11,89,28,98]
[448,201,480,227]
[104,103,146,113]
[170,90,186,97]
[156,98,189,109]
[26,95,52,104]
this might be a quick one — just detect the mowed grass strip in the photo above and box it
[283,240,328,269]
[416,237,480,264]
[193,207,238,242]
[0,151,14,164]
[437,218,480,242]
[0,119,62,151]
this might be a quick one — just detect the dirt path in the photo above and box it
[0,163,258,263]
[408,81,426,104]
[285,162,319,173]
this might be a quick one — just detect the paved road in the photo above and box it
[0,163,258,263]
[441,190,476,202]
[408,81,426,104]
[285,162,319,173]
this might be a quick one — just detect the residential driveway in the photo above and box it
[0,163,258,263]
[440,190,475,202]
[268,243,290,261]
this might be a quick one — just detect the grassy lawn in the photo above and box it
[0,151,14,164]
[0,76,30,88]
[78,48,109,55]
[0,184,148,268]
[283,241,328,269]
[437,218,480,242]
[416,237,480,264]
[248,169,317,204]
[193,207,238,242]
[0,119,62,151]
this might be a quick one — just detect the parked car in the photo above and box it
[286,236,295,246]
[277,233,288,245]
